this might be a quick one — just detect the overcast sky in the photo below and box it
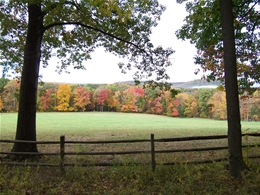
[2,1,203,84]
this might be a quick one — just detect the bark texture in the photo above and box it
[12,4,44,155]
[219,0,248,179]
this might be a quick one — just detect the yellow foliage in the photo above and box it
[252,115,259,121]
[56,84,72,111]
[121,104,137,113]
[184,95,199,117]
[0,96,3,111]
[216,85,225,92]
[208,91,227,120]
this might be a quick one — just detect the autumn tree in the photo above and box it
[56,84,72,111]
[82,85,95,111]
[121,88,136,112]
[37,82,59,111]
[0,96,3,111]
[142,87,161,113]
[176,0,260,92]
[39,89,55,111]
[184,94,199,117]
[163,90,179,117]
[121,86,145,112]
[133,87,145,112]
[38,82,59,97]
[239,93,251,121]
[175,92,188,117]
[85,91,95,111]
[240,90,260,121]
[0,0,174,154]
[208,91,227,120]
[0,78,9,112]
[112,90,122,112]
[73,86,90,112]
[3,80,20,112]
[96,89,109,112]
[151,96,164,115]
[249,90,260,121]
[105,89,115,111]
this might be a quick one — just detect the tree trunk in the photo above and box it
[12,4,44,156]
[219,0,248,179]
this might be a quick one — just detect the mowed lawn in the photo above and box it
[1,112,259,141]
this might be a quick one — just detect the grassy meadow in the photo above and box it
[1,112,260,194]
[1,112,260,140]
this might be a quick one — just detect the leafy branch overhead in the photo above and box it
[0,0,175,155]
[0,0,174,84]
[176,0,260,93]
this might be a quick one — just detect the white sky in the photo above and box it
[2,1,203,84]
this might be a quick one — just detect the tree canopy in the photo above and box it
[0,0,174,83]
[0,0,174,155]
[176,0,260,93]
[0,0,176,81]
[176,0,254,179]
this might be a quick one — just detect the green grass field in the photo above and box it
[1,112,260,194]
[1,112,259,141]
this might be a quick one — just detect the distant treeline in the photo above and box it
[0,78,259,121]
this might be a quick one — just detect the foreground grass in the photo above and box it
[1,160,260,195]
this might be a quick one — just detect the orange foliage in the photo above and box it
[121,104,136,112]
[0,96,3,111]
[39,89,54,111]
[74,86,90,111]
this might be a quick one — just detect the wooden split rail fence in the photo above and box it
[0,133,260,172]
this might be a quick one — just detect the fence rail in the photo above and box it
[1,133,260,171]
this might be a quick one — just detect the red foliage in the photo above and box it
[134,87,145,97]
[97,89,109,105]
[125,87,145,98]
[173,99,180,106]
[172,108,179,117]
[39,89,53,111]
[152,97,163,114]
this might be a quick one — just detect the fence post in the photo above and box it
[60,135,65,172]
[151,134,156,172]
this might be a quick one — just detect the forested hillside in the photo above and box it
[0,77,259,121]
[116,79,221,88]
[171,79,221,88]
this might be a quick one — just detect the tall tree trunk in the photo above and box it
[219,0,247,179]
[12,4,44,156]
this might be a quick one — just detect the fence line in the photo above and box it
[1,133,259,144]
[0,133,260,172]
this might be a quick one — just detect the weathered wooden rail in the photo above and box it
[0,133,260,172]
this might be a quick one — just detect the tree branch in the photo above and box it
[42,22,148,55]
[238,1,258,22]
